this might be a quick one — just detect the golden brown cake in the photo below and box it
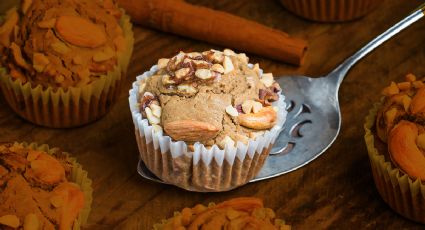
[280,0,382,22]
[364,73,425,223]
[129,49,287,191]
[0,142,92,229]
[0,0,134,128]
[154,197,291,230]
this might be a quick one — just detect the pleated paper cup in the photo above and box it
[280,0,382,22]
[129,65,287,192]
[0,12,134,128]
[7,142,93,229]
[364,102,425,223]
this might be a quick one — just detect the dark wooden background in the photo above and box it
[1,0,425,229]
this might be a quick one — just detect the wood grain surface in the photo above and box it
[1,0,425,229]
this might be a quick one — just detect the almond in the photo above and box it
[211,64,224,74]
[56,15,106,48]
[0,214,20,228]
[10,42,31,70]
[238,106,277,130]
[175,67,190,79]
[177,84,197,94]
[23,213,39,230]
[195,69,212,80]
[164,120,219,142]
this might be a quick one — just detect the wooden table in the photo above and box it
[1,0,425,229]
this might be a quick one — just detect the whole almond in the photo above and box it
[164,120,219,142]
[56,15,106,48]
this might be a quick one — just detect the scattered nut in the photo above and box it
[38,18,56,29]
[0,214,20,228]
[150,104,162,118]
[157,58,169,69]
[55,15,106,48]
[211,64,224,74]
[72,56,83,65]
[242,100,254,114]
[51,41,70,54]
[33,53,50,73]
[223,56,234,74]
[218,136,235,149]
[401,95,412,112]
[397,82,411,91]
[405,73,416,82]
[93,47,115,62]
[195,69,212,80]
[261,73,274,87]
[145,107,160,125]
[410,88,425,114]
[10,42,31,70]
[177,84,197,94]
[175,67,190,79]
[225,105,239,117]
[223,49,236,56]
[162,74,175,85]
[252,101,263,113]
[382,82,399,96]
[412,81,425,89]
[23,213,39,230]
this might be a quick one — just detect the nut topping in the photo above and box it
[164,120,220,142]
[260,73,274,87]
[55,15,106,48]
[195,69,212,80]
[238,106,277,130]
[225,105,239,117]
[0,214,20,228]
[223,56,234,74]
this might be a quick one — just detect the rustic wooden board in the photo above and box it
[1,0,425,229]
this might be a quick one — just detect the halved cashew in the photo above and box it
[410,88,425,114]
[389,120,425,180]
[238,107,277,130]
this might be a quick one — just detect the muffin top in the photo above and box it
[0,143,84,230]
[138,49,281,148]
[154,197,291,230]
[0,0,126,89]
[375,73,425,180]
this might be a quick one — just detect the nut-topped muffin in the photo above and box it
[364,73,425,223]
[129,49,287,191]
[0,0,134,128]
[0,142,92,229]
[154,197,291,230]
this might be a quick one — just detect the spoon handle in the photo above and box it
[330,3,425,86]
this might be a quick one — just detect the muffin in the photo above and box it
[364,73,425,223]
[280,0,382,22]
[0,0,134,128]
[153,197,291,230]
[0,142,92,229]
[129,49,287,192]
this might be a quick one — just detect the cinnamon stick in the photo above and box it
[117,0,308,65]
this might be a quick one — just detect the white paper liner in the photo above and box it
[129,64,287,191]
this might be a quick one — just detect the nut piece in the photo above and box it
[56,15,106,48]
[164,120,219,142]
[157,58,169,69]
[389,121,425,180]
[0,214,20,228]
[397,82,411,91]
[405,73,416,82]
[261,73,274,87]
[150,104,162,118]
[33,53,50,73]
[223,56,234,74]
[252,101,263,113]
[175,67,190,79]
[410,88,425,114]
[218,136,235,149]
[145,107,160,125]
[225,105,239,117]
[162,74,175,85]
[51,41,70,54]
[38,18,56,29]
[195,69,212,80]
[382,82,399,96]
[412,81,425,89]
[242,100,254,114]
[211,64,224,74]
[223,49,236,56]
[401,95,411,112]
[177,84,197,94]
[238,106,277,130]
[11,42,31,70]
[24,213,39,230]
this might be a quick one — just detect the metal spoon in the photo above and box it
[138,3,425,185]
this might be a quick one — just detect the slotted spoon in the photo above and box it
[137,4,425,185]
